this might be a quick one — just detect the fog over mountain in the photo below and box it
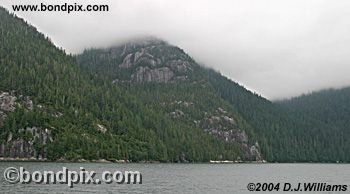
[1,0,350,99]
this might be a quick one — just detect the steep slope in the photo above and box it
[0,7,251,162]
[279,87,350,128]
[78,37,350,162]
[77,38,263,161]
[4,6,348,163]
[278,87,350,160]
[206,70,350,162]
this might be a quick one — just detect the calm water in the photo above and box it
[1,162,349,193]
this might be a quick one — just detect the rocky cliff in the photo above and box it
[0,91,52,159]
[78,38,263,161]
[2,7,265,163]
[80,38,196,83]
[166,101,262,161]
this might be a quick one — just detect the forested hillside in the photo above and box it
[206,71,350,162]
[278,87,350,159]
[279,87,350,129]
[78,38,350,162]
[77,38,262,161]
[0,7,248,162]
[1,6,349,163]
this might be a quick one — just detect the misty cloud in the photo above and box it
[1,0,350,99]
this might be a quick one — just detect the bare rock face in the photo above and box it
[119,53,134,68]
[0,111,5,127]
[250,142,262,161]
[0,92,35,128]
[169,109,185,118]
[0,92,16,112]
[134,48,145,62]
[167,60,192,73]
[235,130,248,143]
[23,96,33,110]
[0,92,53,160]
[0,92,17,127]
[114,38,194,83]
[0,92,33,113]
[132,66,174,83]
[96,124,107,133]
[173,105,263,161]
[0,127,53,159]
[80,38,198,83]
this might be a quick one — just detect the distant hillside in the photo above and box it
[279,87,350,128]
[78,36,350,162]
[0,7,248,162]
[77,38,262,161]
[278,87,350,158]
[207,71,350,162]
[1,6,349,163]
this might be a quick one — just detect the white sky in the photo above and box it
[1,0,350,99]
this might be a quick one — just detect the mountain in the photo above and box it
[78,38,350,162]
[1,6,349,163]
[278,87,350,160]
[77,37,262,161]
[207,72,350,162]
[279,87,350,128]
[0,7,256,162]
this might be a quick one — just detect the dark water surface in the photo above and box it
[1,162,349,193]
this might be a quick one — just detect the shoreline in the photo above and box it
[0,158,347,164]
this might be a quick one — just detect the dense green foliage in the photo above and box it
[0,7,242,162]
[279,87,350,129]
[77,39,261,161]
[77,32,350,162]
[206,70,350,162]
[278,88,350,161]
[1,6,349,163]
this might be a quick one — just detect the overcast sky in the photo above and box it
[2,0,350,99]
